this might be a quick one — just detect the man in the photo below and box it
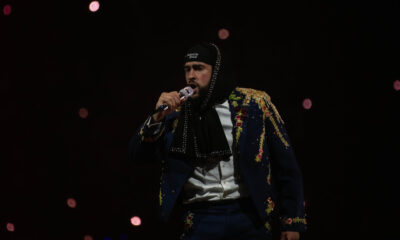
[129,42,306,239]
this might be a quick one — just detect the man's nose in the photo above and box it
[187,68,196,79]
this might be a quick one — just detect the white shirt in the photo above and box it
[182,100,249,204]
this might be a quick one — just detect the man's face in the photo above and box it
[184,61,212,99]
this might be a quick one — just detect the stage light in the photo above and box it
[130,216,141,226]
[67,198,77,208]
[3,4,12,16]
[84,235,93,240]
[218,28,230,40]
[394,80,400,91]
[79,107,89,119]
[302,98,312,110]
[6,222,15,232]
[89,1,100,12]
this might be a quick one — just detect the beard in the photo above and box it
[188,85,209,110]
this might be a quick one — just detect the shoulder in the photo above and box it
[230,87,272,104]
[230,87,285,124]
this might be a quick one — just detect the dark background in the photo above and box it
[1,0,399,239]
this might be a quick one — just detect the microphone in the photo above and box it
[153,86,194,114]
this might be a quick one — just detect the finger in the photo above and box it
[164,98,174,110]
[172,92,180,106]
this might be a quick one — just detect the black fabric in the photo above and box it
[170,43,237,162]
[183,44,217,67]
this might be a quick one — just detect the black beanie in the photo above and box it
[183,43,217,66]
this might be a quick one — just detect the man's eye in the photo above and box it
[193,66,203,71]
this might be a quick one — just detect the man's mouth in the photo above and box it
[188,83,198,92]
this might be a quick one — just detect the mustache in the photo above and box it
[187,81,199,89]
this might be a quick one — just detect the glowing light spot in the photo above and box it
[67,198,77,208]
[89,1,100,12]
[394,80,400,91]
[218,28,230,40]
[6,223,15,232]
[79,108,89,119]
[3,4,12,15]
[302,98,312,110]
[84,235,93,240]
[130,216,141,226]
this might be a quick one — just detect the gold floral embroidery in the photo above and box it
[184,212,194,230]
[292,217,307,224]
[265,197,275,215]
[234,110,243,142]
[267,114,290,148]
[282,217,307,225]
[267,163,271,185]
[172,118,179,133]
[255,125,265,162]
[230,87,290,158]
[265,222,272,231]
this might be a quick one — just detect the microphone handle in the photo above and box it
[152,95,186,114]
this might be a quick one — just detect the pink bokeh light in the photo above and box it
[89,1,100,12]
[302,98,312,110]
[79,107,89,119]
[6,223,15,232]
[3,4,12,16]
[67,198,77,208]
[218,28,230,40]
[130,216,141,226]
[394,80,400,91]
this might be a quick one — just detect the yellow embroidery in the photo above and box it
[236,87,284,124]
[184,212,194,230]
[255,127,265,162]
[235,87,290,158]
[265,197,275,215]
[268,114,290,148]
[159,166,165,206]
[292,217,307,224]
[235,110,243,142]
[229,87,290,153]
[265,222,272,231]
[172,118,179,133]
[282,217,307,225]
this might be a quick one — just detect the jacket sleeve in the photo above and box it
[128,116,166,164]
[264,98,307,232]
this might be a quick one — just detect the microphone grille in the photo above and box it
[180,86,194,98]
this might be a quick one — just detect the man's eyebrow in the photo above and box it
[183,64,205,70]
[192,64,205,68]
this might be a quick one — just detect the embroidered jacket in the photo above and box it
[129,87,307,232]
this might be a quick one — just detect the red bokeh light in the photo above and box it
[6,223,15,232]
[394,80,400,91]
[84,234,93,240]
[89,1,100,12]
[130,216,141,226]
[67,198,77,208]
[302,98,312,110]
[3,4,12,16]
[79,107,89,119]
[218,28,230,40]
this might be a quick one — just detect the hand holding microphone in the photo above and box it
[151,86,194,122]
